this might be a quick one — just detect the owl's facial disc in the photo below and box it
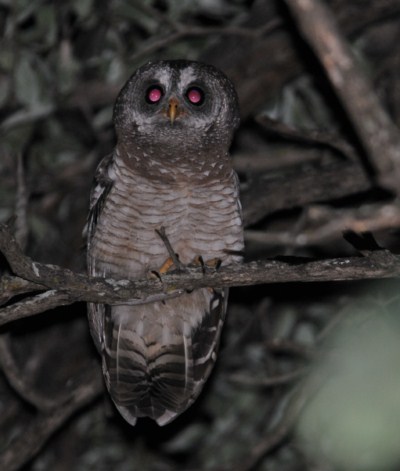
[114,60,240,152]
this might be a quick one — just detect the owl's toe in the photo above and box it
[189,255,222,274]
[205,257,222,270]
[158,256,175,274]
[156,255,187,275]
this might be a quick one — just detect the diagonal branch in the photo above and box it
[283,0,400,191]
[0,379,103,471]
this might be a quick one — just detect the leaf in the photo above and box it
[14,53,42,108]
[14,50,53,111]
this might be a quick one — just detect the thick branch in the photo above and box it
[241,160,370,226]
[1,224,400,326]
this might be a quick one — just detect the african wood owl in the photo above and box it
[86,60,244,426]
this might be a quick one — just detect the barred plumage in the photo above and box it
[86,60,244,426]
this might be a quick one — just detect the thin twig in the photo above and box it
[245,202,400,248]
[0,334,60,412]
[228,367,308,388]
[129,20,281,63]
[255,114,357,161]
[14,153,29,251]
[267,339,314,360]
[0,290,76,325]
[0,379,103,471]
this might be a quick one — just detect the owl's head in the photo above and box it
[113,60,240,159]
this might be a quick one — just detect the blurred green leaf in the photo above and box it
[0,43,14,71]
[297,306,400,471]
[72,0,94,20]
[14,51,52,108]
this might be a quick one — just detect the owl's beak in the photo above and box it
[167,97,180,125]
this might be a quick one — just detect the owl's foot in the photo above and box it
[154,227,223,276]
[155,227,186,273]
[148,256,185,283]
[189,255,222,274]
[158,256,187,274]
[158,256,175,274]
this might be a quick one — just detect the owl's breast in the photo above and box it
[173,178,243,265]
[89,165,243,279]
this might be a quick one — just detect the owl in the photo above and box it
[86,60,244,426]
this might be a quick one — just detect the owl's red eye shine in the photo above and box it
[146,86,163,104]
[186,87,204,105]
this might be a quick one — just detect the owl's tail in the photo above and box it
[102,305,199,426]
[101,288,226,426]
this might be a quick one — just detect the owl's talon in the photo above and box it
[190,256,222,274]
[206,258,222,270]
[190,255,205,273]
[158,255,187,274]
[148,270,163,282]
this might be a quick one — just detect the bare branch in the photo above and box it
[129,21,281,63]
[0,290,77,325]
[242,160,370,226]
[0,379,102,471]
[1,223,400,327]
[284,0,400,191]
[245,202,400,248]
[255,115,358,161]
[228,367,307,388]
[14,153,29,250]
[0,275,42,305]
[0,334,61,412]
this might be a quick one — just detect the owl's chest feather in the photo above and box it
[90,165,242,278]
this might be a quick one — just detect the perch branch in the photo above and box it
[0,225,400,325]
[1,223,400,326]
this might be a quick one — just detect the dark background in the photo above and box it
[1,1,400,470]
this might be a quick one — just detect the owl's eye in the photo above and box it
[186,87,204,106]
[146,85,164,104]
